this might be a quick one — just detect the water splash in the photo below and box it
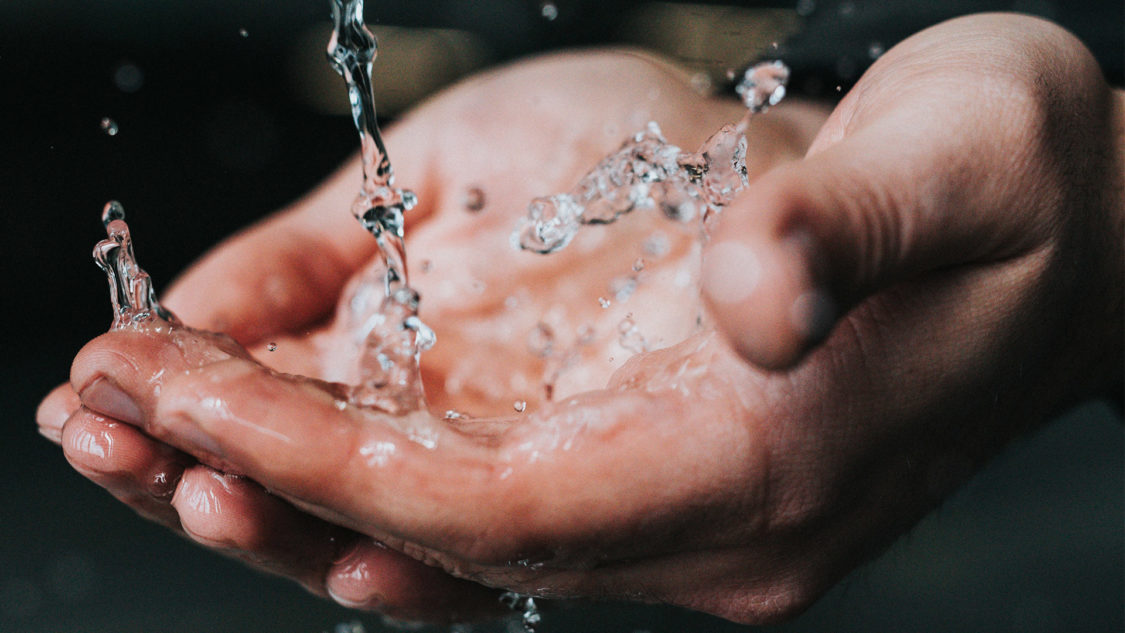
[500,592,542,633]
[327,0,434,413]
[93,201,177,328]
[513,61,789,254]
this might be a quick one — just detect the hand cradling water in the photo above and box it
[90,4,789,629]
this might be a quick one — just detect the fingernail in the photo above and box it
[80,377,143,425]
[38,425,63,443]
[703,241,762,304]
[35,396,72,443]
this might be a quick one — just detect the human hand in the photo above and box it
[40,13,1125,623]
[39,49,825,622]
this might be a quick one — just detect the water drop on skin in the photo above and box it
[690,72,712,95]
[100,117,118,136]
[598,297,611,309]
[513,401,527,413]
[463,186,486,212]
[267,342,277,352]
[527,322,555,357]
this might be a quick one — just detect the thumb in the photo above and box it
[701,113,1032,369]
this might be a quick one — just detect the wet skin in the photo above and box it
[39,14,1123,625]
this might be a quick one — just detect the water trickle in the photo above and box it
[512,61,789,255]
[100,117,119,136]
[93,201,177,328]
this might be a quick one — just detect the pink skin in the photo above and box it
[39,14,1123,625]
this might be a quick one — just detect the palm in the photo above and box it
[257,51,797,418]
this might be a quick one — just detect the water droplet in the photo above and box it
[101,200,126,227]
[643,232,670,258]
[267,342,278,351]
[835,84,843,93]
[444,409,467,420]
[100,117,119,136]
[597,297,611,309]
[735,61,790,113]
[868,41,885,59]
[463,186,486,212]
[238,27,249,38]
[527,322,555,357]
[500,592,542,633]
[618,316,648,354]
[540,2,558,21]
[724,68,737,81]
[576,324,596,345]
[690,72,712,95]
[795,0,815,16]
[333,622,367,633]
[632,258,646,272]
[609,275,637,302]
[112,62,144,93]
[513,400,527,413]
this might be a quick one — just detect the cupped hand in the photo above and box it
[38,48,824,623]
[39,12,1124,626]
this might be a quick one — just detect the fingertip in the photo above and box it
[37,384,80,444]
[171,466,253,550]
[702,229,835,370]
[326,539,500,621]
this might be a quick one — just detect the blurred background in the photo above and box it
[1,1,1121,632]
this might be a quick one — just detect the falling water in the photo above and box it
[326,0,434,414]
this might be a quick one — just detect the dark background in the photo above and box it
[1,1,1121,632]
